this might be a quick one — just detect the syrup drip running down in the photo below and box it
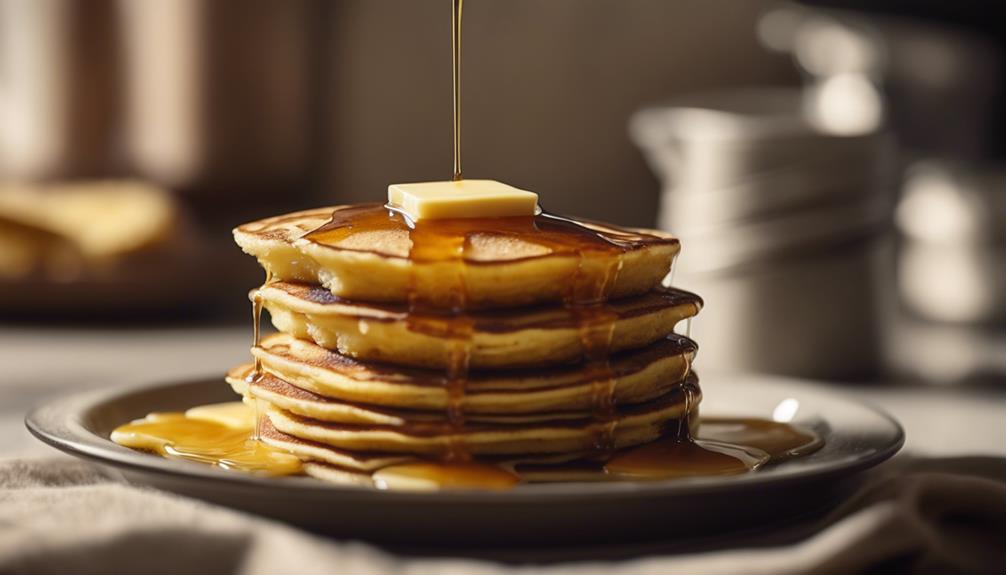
[248,269,273,440]
[249,270,274,382]
[403,213,475,461]
[676,366,698,439]
[605,377,765,479]
[570,250,623,452]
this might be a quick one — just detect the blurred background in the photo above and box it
[1,0,1004,394]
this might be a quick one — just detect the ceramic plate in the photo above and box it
[26,374,902,551]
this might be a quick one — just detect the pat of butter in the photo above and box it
[185,402,255,430]
[388,180,538,220]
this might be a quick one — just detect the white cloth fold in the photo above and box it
[1,456,1003,575]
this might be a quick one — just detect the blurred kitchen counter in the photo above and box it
[2,324,1004,459]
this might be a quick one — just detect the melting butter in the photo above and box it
[388,180,538,221]
[111,402,301,476]
[185,401,256,429]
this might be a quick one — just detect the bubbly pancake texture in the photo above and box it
[233,205,681,308]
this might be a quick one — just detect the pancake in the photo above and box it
[230,371,621,425]
[261,417,599,477]
[228,333,697,416]
[233,205,680,308]
[259,282,702,369]
[257,417,411,472]
[263,377,700,456]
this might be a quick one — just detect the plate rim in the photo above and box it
[25,374,905,503]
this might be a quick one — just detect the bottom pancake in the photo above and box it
[268,417,704,488]
[257,417,411,472]
[262,415,618,488]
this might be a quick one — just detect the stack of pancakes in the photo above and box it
[230,205,702,487]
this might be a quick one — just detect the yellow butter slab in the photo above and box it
[388,180,538,220]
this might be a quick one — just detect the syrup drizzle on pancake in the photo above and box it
[402,210,475,461]
[303,205,675,467]
[302,204,674,259]
[571,251,622,452]
[248,270,274,383]
[248,269,273,440]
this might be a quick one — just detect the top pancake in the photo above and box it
[233,205,680,309]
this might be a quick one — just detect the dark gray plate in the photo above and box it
[26,375,902,551]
